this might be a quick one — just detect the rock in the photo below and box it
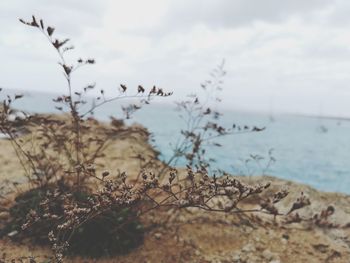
[231,254,241,262]
[281,238,288,245]
[178,215,186,222]
[242,243,256,253]
[282,233,290,240]
[312,243,329,253]
[7,230,18,237]
[0,211,10,220]
[245,227,253,234]
[154,232,162,240]
[262,249,279,261]
[262,249,273,260]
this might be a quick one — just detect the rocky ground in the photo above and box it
[0,121,349,263]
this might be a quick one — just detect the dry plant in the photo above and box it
[157,60,267,177]
[0,15,171,261]
[0,15,337,263]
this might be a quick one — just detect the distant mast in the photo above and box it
[269,96,275,122]
[318,102,328,133]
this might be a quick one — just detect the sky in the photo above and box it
[1,0,350,116]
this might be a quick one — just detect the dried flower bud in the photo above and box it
[102,171,110,178]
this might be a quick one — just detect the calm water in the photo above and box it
[127,105,350,194]
[2,90,350,194]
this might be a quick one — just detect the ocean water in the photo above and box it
[2,90,350,194]
[125,105,350,195]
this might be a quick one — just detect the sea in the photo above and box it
[1,89,350,194]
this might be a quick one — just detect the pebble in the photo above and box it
[0,211,10,220]
[178,215,186,222]
[7,230,18,237]
[231,254,241,262]
[282,233,290,240]
[242,243,256,252]
[281,238,288,245]
[262,249,275,260]
[154,232,162,240]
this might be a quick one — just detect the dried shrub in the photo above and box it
[2,186,144,258]
[0,15,169,261]
[157,60,266,177]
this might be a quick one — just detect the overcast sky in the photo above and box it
[1,0,350,116]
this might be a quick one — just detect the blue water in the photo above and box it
[126,105,350,194]
[2,90,350,194]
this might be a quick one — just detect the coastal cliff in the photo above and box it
[0,120,349,263]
